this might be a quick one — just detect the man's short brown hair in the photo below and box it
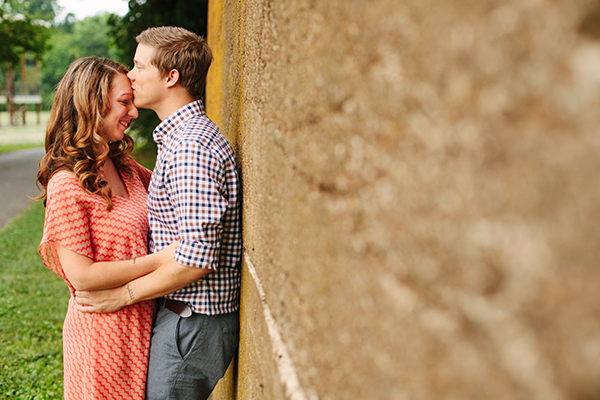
[136,26,213,99]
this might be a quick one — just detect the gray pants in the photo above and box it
[145,304,239,400]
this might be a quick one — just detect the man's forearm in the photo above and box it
[123,258,211,305]
[76,258,212,313]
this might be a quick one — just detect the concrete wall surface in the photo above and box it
[206,0,600,399]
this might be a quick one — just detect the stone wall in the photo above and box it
[206,0,600,399]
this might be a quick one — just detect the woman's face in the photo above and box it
[100,73,138,142]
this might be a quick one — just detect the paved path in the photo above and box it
[0,147,45,230]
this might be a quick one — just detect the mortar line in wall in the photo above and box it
[245,255,311,400]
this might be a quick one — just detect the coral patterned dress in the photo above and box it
[39,162,155,400]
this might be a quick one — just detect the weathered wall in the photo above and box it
[207,0,600,399]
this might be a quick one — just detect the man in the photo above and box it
[75,26,242,400]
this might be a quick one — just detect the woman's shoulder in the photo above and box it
[48,170,76,184]
[47,171,84,197]
[129,159,153,187]
[129,159,149,173]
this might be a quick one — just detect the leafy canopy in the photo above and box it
[0,0,54,66]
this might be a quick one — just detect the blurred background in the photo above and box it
[0,0,209,146]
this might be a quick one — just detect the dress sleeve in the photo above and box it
[38,174,93,283]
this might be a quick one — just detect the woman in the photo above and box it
[37,57,172,399]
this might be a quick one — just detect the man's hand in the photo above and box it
[74,285,130,313]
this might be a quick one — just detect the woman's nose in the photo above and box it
[129,105,139,119]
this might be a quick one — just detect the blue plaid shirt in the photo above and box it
[147,100,241,315]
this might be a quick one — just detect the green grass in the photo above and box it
[0,143,42,154]
[0,200,69,399]
[0,111,48,154]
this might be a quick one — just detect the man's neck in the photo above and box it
[155,90,199,121]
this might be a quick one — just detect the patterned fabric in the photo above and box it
[39,162,155,400]
[148,100,242,315]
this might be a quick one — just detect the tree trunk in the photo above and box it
[6,66,15,126]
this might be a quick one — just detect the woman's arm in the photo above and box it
[75,258,212,314]
[55,242,177,291]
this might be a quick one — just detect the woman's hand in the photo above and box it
[75,286,129,313]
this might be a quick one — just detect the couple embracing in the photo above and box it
[37,26,241,399]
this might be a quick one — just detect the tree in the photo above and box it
[108,0,209,142]
[1,0,52,120]
[0,3,51,67]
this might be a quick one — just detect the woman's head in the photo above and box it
[48,57,136,151]
[101,72,138,142]
[38,57,138,210]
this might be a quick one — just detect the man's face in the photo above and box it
[128,44,165,111]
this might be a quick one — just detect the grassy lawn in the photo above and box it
[0,111,48,153]
[0,143,43,154]
[0,200,68,399]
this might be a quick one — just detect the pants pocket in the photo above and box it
[175,316,205,360]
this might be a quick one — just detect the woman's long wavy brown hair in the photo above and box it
[37,57,136,211]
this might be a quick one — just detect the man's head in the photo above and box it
[135,26,213,100]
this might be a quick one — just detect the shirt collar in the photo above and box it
[153,100,205,144]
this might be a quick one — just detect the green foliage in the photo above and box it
[108,0,208,65]
[40,14,120,108]
[0,200,69,399]
[4,0,58,22]
[0,11,51,66]
[131,138,158,170]
[108,0,209,142]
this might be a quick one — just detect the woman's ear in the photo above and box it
[165,69,180,88]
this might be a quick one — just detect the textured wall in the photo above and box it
[207,0,600,399]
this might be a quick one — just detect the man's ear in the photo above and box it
[165,69,180,88]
